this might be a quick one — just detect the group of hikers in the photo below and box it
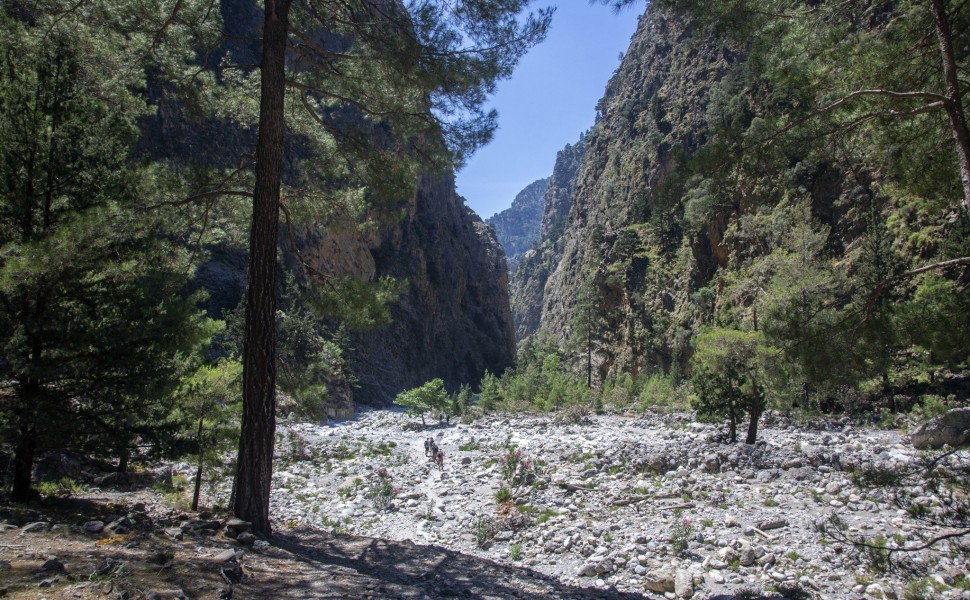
[424,436,444,469]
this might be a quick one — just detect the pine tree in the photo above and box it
[209,1,552,535]
[0,13,211,500]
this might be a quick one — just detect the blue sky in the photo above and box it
[455,2,642,219]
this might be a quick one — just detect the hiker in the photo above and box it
[424,436,431,457]
[435,448,444,470]
[429,438,438,461]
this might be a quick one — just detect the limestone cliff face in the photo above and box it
[485,178,548,272]
[512,4,738,375]
[509,135,586,341]
[295,173,516,405]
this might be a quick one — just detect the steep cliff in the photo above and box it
[509,135,586,341]
[300,173,516,405]
[149,0,517,409]
[485,178,548,271]
[512,3,739,375]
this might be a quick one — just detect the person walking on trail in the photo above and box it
[424,437,431,458]
[435,448,444,470]
[429,439,438,461]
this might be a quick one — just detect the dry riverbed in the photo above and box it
[263,409,969,599]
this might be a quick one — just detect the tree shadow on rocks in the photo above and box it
[264,527,651,599]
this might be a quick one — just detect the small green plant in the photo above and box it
[36,477,86,498]
[604,532,613,543]
[669,518,694,556]
[536,508,557,524]
[763,497,779,507]
[495,486,512,503]
[903,578,930,600]
[459,437,482,451]
[499,446,537,487]
[89,557,127,582]
[509,542,523,561]
[474,516,494,548]
[786,550,799,561]
[863,533,890,573]
[700,519,713,528]
[368,468,398,510]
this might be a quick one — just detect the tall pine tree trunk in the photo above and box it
[745,373,763,445]
[232,0,290,537]
[12,425,37,502]
[931,0,970,216]
[192,416,205,511]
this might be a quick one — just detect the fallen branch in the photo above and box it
[753,527,779,541]
[554,481,589,493]
[611,495,652,507]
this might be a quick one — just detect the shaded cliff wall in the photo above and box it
[144,0,516,407]
[300,173,516,404]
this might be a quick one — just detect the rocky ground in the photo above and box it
[262,409,969,599]
[1,409,968,599]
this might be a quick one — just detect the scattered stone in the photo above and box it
[674,569,694,598]
[164,527,184,540]
[643,570,675,594]
[225,518,251,532]
[40,558,65,573]
[20,521,49,533]
[757,518,787,531]
[146,589,187,600]
[236,532,256,545]
[214,549,239,562]
[83,520,105,534]
[911,408,970,449]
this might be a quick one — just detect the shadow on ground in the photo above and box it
[257,527,651,599]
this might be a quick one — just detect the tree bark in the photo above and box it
[745,373,762,445]
[117,447,129,473]
[232,0,291,537]
[745,408,760,445]
[192,416,205,511]
[931,0,970,216]
[11,426,38,502]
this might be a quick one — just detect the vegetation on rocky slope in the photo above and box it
[509,0,970,421]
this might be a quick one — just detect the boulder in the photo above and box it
[643,570,675,594]
[21,521,49,533]
[33,452,83,483]
[83,521,105,534]
[674,569,694,598]
[40,558,66,573]
[911,408,970,449]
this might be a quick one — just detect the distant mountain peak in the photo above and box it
[485,177,549,271]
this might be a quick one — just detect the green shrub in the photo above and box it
[669,518,694,556]
[394,379,449,424]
